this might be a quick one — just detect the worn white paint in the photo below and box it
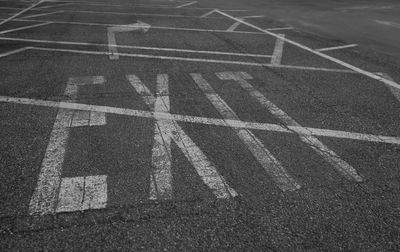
[176,1,197,8]
[200,9,217,18]
[127,74,237,199]
[191,73,300,191]
[226,20,242,32]
[216,72,364,182]
[56,175,107,213]
[215,10,400,90]
[0,0,45,26]
[271,34,285,65]
[0,22,52,35]
[0,47,30,59]
[36,3,74,9]
[2,95,400,145]
[376,73,400,102]
[376,20,400,29]
[29,76,107,215]
[316,44,358,52]
[107,21,150,60]
[22,10,64,19]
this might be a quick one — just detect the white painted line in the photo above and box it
[89,111,107,126]
[316,44,358,52]
[29,108,73,215]
[215,10,400,90]
[376,20,400,29]
[25,46,353,73]
[176,1,197,8]
[37,3,74,9]
[2,95,400,145]
[376,73,400,103]
[265,27,294,31]
[271,34,285,65]
[200,9,217,18]
[226,20,242,32]
[217,72,364,182]
[127,74,172,200]
[0,47,30,58]
[6,18,286,35]
[191,73,300,191]
[22,10,64,19]
[127,74,237,199]
[71,110,90,127]
[0,0,45,26]
[0,21,52,35]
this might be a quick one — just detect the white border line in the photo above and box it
[316,44,358,52]
[176,1,197,8]
[0,46,30,58]
[0,0,45,26]
[215,10,400,90]
[0,21,52,34]
[1,95,399,145]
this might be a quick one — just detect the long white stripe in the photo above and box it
[271,34,285,65]
[217,72,364,182]
[0,22,52,34]
[200,9,216,18]
[0,0,45,26]
[24,46,354,73]
[0,47,30,58]
[191,73,300,191]
[1,95,399,145]
[226,21,242,32]
[176,1,197,8]
[215,10,400,90]
[127,75,237,199]
[22,10,64,19]
[37,3,74,9]
[376,73,400,102]
[316,44,358,52]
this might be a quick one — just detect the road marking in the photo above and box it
[21,46,354,73]
[29,76,106,215]
[22,10,64,19]
[0,47,30,58]
[176,1,197,8]
[127,74,237,199]
[37,2,73,9]
[265,27,293,31]
[375,20,400,29]
[56,175,107,213]
[215,10,400,90]
[191,73,300,191]
[376,73,400,102]
[0,21,52,34]
[271,34,285,65]
[316,44,358,52]
[2,95,400,145]
[226,19,242,32]
[107,21,151,60]
[4,18,290,35]
[201,9,217,18]
[217,72,364,182]
[0,0,45,26]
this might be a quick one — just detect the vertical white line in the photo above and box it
[271,34,285,65]
[107,28,118,60]
[190,73,300,192]
[82,175,107,210]
[217,72,364,182]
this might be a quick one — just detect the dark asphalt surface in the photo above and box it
[1,0,400,250]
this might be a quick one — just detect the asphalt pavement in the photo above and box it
[0,0,400,250]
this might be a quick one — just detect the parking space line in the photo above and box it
[37,3,73,9]
[271,34,285,65]
[316,44,358,52]
[1,95,400,145]
[0,46,30,58]
[22,10,64,19]
[22,46,354,73]
[176,1,197,8]
[200,9,216,18]
[0,21,52,35]
[127,74,238,199]
[217,72,364,182]
[191,73,300,191]
[0,0,45,26]
[215,10,400,90]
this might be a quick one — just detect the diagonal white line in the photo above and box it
[215,10,400,90]
[226,21,242,32]
[0,0,46,26]
[1,95,399,145]
[176,1,197,8]
[316,44,358,52]
[22,10,64,19]
[0,22,52,34]
[0,47,31,58]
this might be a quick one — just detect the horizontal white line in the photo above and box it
[0,0,45,26]
[376,20,400,29]
[0,22,52,34]
[24,46,354,73]
[0,36,272,58]
[22,10,64,19]
[316,44,358,52]
[1,95,399,145]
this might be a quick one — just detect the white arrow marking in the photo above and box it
[107,21,150,60]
